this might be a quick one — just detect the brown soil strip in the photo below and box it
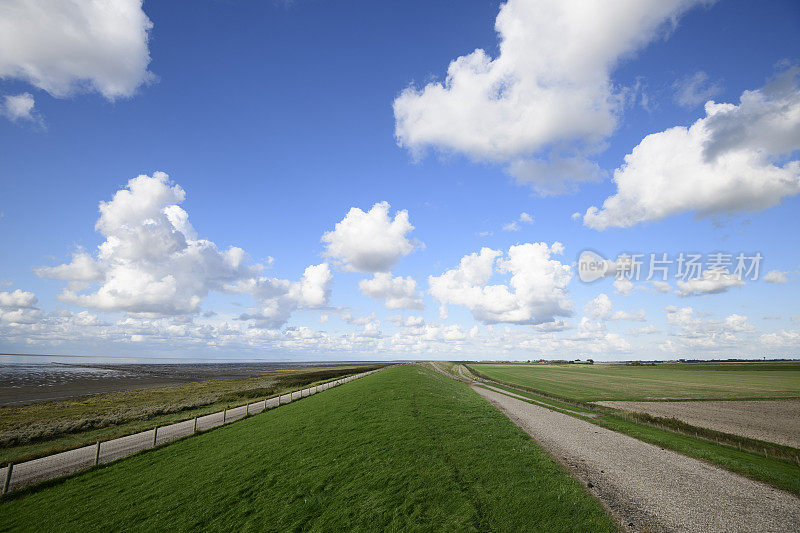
[596,400,800,449]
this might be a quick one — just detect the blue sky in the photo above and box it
[0,0,799,360]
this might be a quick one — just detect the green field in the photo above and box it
[0,365,615,532]
[470,362,800,402]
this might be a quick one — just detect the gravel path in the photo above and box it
[474,385,800,533]
[596,400,800,449]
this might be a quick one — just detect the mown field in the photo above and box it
[0,365,616,532]
[470,362,800,402]
[0,365,382,466]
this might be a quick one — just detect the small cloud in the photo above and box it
[613,278,634,296]
[673,71,723,108]
[630,324,659,335]
[764,270,788,284]
[503,212,534,232]
[611,309,646,322]
[1,93,42,125]
[649,280,671,293]
[676,270,744,297]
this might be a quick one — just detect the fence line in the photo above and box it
[0,367,389,497]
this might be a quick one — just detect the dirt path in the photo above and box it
[474,385,800,533]
[456,364,474,381]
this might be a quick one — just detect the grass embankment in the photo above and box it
[465,364,800,496]
[0,365,617,533]
[470,362,800,401]
[0,365,382,466]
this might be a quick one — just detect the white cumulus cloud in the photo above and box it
[764,270,788,284]
[393,0,708,194]
[584,293,612,320]
[359,273,424,310]
[0,93,39,123]
[665,305,754,349]
[0,288,42,325]
[237,263,333,329]
[0,0,154,99]
[760,329,800,347]
[584,68,800,229]
[676,270,744,296]
[0,289,38,308]
[322,201,418,272]
[37,172,329,328]
[429,242,572,325]
[613,277,634,296]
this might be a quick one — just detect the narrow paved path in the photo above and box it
[474,385,800,533]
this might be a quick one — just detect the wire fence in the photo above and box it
[1,367,387,496]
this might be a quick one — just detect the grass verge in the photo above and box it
[0,365,616,533]
[0,365,382,466]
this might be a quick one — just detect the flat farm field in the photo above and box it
[469,362,800,402]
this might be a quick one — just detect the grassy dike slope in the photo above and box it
[0,365,616,532]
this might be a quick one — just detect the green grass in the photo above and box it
[0,365,381,466]
[0,365,617,533]
[471,362,800,401]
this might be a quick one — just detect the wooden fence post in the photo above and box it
[2,462,12,496]
[152,426,158,447]
[95,441,101,466]
[264,398,267,410]
[223,408,227,423]
[246,403,250,416]
[193,417,198,433]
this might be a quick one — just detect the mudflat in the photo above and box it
[0,362,308,406]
